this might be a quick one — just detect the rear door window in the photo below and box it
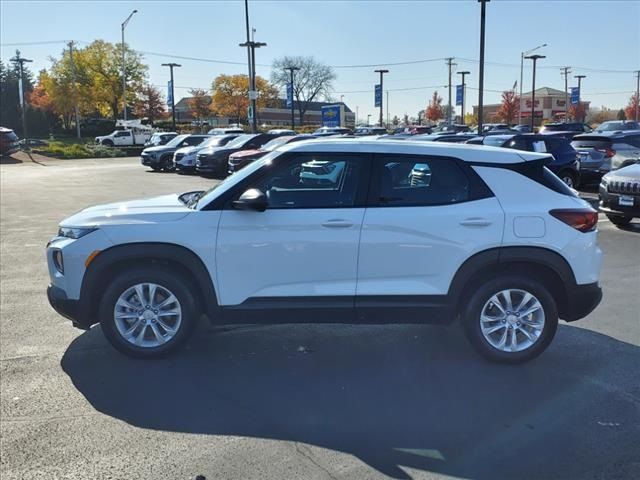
[372,155,472,206]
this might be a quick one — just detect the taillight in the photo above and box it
[596,147,616,158]
[550,209,598,232]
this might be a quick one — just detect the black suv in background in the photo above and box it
[141,134,210,171]
[475,134,581,188]
[196,133,283,177]
[0,127,20,156]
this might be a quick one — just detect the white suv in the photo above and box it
[46,139,603,363]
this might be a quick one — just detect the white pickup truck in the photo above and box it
[95,121,154,147]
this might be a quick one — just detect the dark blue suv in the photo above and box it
[475,134,581,188]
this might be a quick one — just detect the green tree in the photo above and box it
[0,57,35,134]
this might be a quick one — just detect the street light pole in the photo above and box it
[121,9,138,122]
[519,43,547,125]
[10,50,33,148]
[457,71,470,125]
[446,57,456,125]
[525,54,545,131]
[561,66,571,122]
[574,74,586,123]
[635,70,640,122]
[477,0,489,134]
[374,69,389,127]
[240,39,266,133]
[162,63,181,131]
[285,66,299,129]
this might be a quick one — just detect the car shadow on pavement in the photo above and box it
[61,323,640,480]
[0,154,23,164]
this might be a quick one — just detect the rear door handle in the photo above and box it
[321,219,354,229]
[460,217,492,227]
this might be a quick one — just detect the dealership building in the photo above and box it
[473,86,590,125]
[174,97,355,128]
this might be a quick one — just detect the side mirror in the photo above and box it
[232,188,268,212]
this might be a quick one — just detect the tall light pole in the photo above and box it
[239,39,266,132]
[561,66,571,122]
[445,57,456,125]
[525,54,545,131]
[477,0,489,134]
[285,66,299,129]
[10,50,33,148]
[374,69,389,127]
[162,63,181,131]
[457,71,470,125]
[574,74,586,123]
[121,9,138,121]
[635,70,640,122]
[519,43,547,125]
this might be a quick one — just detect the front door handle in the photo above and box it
[460,217,492,227]
[321,219,354,229]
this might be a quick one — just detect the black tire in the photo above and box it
[163,155,175,172]
[606,214,632,227]
[150,165,162,172]
[462,275,558,364]
[559,169,577,189]
[99,266,198,358]
[102,139,114,147]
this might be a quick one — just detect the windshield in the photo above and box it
[483,136,509,147]
[225,134,257,148]
[596,121,639,131]
[195,149,282,209]
[200,136,228,148]
[166,134,189,147]
[262,136,291,151]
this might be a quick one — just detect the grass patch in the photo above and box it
[33,141,128,159]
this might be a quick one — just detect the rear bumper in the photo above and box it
[562,282,602,322]
[47,284,91,330]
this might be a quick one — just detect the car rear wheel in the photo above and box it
[559,170,577,188]
[99,267,198,358]
[462,275,558,363]
[606,214,632,227]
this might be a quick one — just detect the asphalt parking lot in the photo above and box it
[1,156,639,480]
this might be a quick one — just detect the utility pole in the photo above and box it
[526,54,545,131]
[386,90,389,128]
[574,74,586,123]
[374,69,389,127]
[121,9,138,121]
[457,70,470,125]
[446,57,456,125]
[162,63,181,131]
[10,50,33,147]
[285,66,299,129]
[477,0,489,134]
[519,43,547,125]
[561,66,571,122]
[241,0,265,133]
[68,41,81,139]
[635,70,640,122]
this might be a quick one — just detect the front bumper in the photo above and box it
[598,186,639,218]
[196,159,226,175]
[175,163,196,173]
[47,284,91,330]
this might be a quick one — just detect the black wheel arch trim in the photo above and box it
[448,246,579,317]
[80,242,219,325]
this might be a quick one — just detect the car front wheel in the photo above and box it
[462,276,558,363]
[99,267,197,358]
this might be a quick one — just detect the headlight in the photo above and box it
[58,226,97,239]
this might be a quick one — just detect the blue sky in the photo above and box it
[1,0,639,122]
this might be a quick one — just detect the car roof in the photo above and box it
[279,137,550,164]
[574,130,640,140]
